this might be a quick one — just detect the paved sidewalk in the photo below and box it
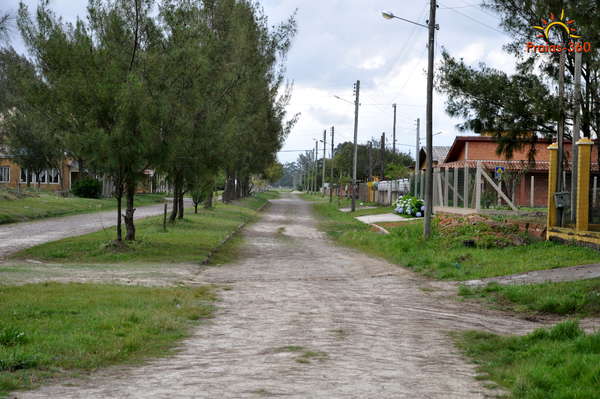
[355,213,414,224]
[464,263,600,287]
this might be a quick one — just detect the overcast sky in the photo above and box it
[2,0,516,164]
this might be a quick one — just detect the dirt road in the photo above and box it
[17,193,545,398]
[0,203,172,258]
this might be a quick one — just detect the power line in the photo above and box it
[438,1,505,35]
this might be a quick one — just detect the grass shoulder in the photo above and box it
[459,279,600,317]
[0,191,165,225]
[0,282,216,398]
[455,320,600,398]
[309,201,600,280]
[12,192,275,264]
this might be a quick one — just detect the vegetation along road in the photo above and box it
[14,192,551,398]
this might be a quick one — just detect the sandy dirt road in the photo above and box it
[16,193,553,398]
[0,202,175,258]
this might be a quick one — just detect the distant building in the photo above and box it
[0,149,75,192]
[418,146,451,171]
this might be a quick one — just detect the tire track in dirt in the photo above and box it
[15,193,570,398]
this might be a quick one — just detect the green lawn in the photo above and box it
[0,192,165,225]
[0,283,216,397]
[12,192,276,264]
[459,279,600,316]
[310,201,600,280]
[455,321,600,399]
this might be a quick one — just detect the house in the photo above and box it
[418,146,451,170]
[435,136,597,207]
[0,149,75,192]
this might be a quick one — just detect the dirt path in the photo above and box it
[0,202,179,258]
[15,193,571,398]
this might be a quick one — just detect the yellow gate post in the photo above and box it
[547,143,559,232]
[576,138,593,232]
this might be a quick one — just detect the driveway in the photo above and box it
[16,193,547,398]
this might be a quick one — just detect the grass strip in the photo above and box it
[455,320,600,399]
[459,279,600,316]
[12,192,276,264]
[0,282,217,397]
[0,193,165,225]
[309,200,600,280]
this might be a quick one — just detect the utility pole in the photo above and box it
[315,140,319,194]
[380,132,386,179]
[571,47,583,222]
[415,118,421,170]
[415,118,421,196]
[322,130,326,196]
[330,126,335,203]
[557,44,566,226]
[392,104,397,154]
[368,141,373,180]
[351,80,361,212]
[423,0,438,239]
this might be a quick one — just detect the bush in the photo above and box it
[394,195,424,217]
[0,327,27,347]
[71,178,102,198]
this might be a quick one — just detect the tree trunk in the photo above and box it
[170,185,179,222]
[124,181,136,241]
[223,174,234,203]
[204,189,213,209]
[116,192,123,242]
[194,202,198,213]
[178,191,184,219]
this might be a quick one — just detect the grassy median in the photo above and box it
[456,321,600,399]
[0,283,216,397]
[12,192,276,264]
[459,279,600,317]
[310,200,600,280]
[0,192,165,225]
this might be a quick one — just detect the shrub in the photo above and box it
[0,327,27,347]
[71,177,102,198]
[394,195,424,217]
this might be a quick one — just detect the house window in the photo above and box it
[0,166,9,183]
[48,169,60,184]
[20,168,33,184]
[38,170,47,183]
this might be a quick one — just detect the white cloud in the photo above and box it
[359,56,385,70]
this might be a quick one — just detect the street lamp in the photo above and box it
[383,2,438,239]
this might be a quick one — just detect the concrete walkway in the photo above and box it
[355,213,416,224]
[464,263,600,287]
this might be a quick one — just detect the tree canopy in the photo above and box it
[437,0,600,160]
[0,0,297,241]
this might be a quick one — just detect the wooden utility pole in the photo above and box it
[351,80,361,212]
[392,104,397,154]
[571,48,583,222]
[380,132,386,179]
[330,126,335,203]
[315,141,319,194]
[368,141,373,180]
[322,130,326,196]
[557,45,566,226]
[423,0,437,239]
[415,118,421,196]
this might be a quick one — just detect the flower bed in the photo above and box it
[394,195,424,218]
